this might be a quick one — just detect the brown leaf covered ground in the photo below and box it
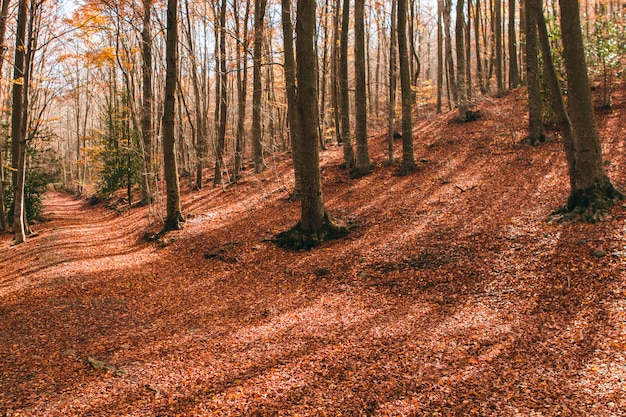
[2,88,626,416]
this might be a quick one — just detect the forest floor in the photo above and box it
[2,87,626,416]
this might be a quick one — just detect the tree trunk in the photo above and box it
[276,0,348,250]
[524,0,546,146]
[161,0,183,232]
[214,0,227,186]
[252,0,267,173]
[281,0,303,200]
[398,0,415,175]
[553,0,623,221]
[436,0,443,113]
[0,0,11,230]
[495,0,504,95]
[339,0,354,169]
[233,0,250,181]
[388,0,397,164]
[508,0,520,88]
[456,0,470,121]
[475,0,486,94]
[443,0,457,103]
[140,0,154,204]
[11,0,28,243]
[352,0,370,178]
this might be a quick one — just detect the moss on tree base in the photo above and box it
[548,184,624,224]
[275,217,349,250]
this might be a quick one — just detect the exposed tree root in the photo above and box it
[548,184,624,224]
[275,216,349,251]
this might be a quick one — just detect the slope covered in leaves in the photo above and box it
[1,88,626,416]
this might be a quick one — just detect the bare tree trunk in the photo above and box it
[508,0,520,88]
[495,0,504,95]
[233,0,250,181]
[11,0,28,243]
[443,0,457,103]
[331,0,341,144]
[352,0,370,177]
[456,0,470,121]
[524,0,546,146]
[252,0,268,173]
[475,0,486,93]
[388,0,397,164]
[339,0,354,170]
[140,0,154,204]
[281,0,302,200]
[161,0,183,232]
[398,0,415,175]
[0,0,11,230]
[214,0,227,186]
[437,0,443,113]
[276,0,347,250]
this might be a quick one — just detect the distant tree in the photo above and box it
[0,0,11,231]
[351,0,371,178]
[495,0,504,96]
[161,0,184,232]
[276,0,348,250]
[508,0,520,88]
[213,0,227,186]
[456,0,470,121]
[387,0,397,164]
[140,0,154,204]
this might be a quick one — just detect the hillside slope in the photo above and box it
[1,87,625,416]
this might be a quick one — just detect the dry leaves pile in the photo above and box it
[1,87,626,416]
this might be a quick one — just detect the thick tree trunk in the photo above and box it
[339,0,354,169]
[252,0,267,173]
[352,0,370,178]
[554,0,623,221]
[508,0,520,88]
[281,0,302,200]
[276,0,347,250]
[398,0,415,175]
[161,0,183,232]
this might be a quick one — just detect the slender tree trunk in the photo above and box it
[161,0,183,232]
[140,0,154,204]
[495,0,504,95]
[443,0,457,103]
[214,0,227,186]
[352,0,370,177]
[331,0,341,144]
[339,0,354,169]
[252,0,268,173]
[508,0,520,88]
[281,0,302,200]
[11,0,27,243]
[524,1,546,145]
[475,0,486,93]
[233,0,250,181]
[388,0,397,164]
[437,0,443,113]
[456,0,470,121]
[398,0,415,175]
[0,0,11,230]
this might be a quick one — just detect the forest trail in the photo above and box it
[2,90,626,415]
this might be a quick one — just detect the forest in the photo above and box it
[1,0,626,415]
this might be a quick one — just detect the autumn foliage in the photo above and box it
[1,88,626,415]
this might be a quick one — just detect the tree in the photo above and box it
[276,0,347,250]
[0,0,11,231]
[549,0,623,222]
[252,0,267,173]
[351,0,370,178]
[339,0,354,170]
[12,0,29,243]
[398,0,415,175]
[508,0,520,88]
[213,0,227,186]
[161,0,184,232]
[456,0,470,121]
[495,0,504,96]
[281,0,302,200]
[387,0,397,164]
[523,0,546,146]
[140,0,154,204]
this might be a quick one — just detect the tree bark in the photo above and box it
[281,0,302,200]
[495,0,504,96]
[456,0,470,121]
[524,0,546,146]
[0,0,11,230]
[140,0,154,204]
[388,0,397,164]
[553,0,623,221]
[352,0,370,177]
[398,0,415,175]
[276,0,348,250]
[233,0,250,181]
[214,0,227,186]
[339,0,354,169]
[161,0,183,232]
[508,0,520,88]
[252,0,267,173]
